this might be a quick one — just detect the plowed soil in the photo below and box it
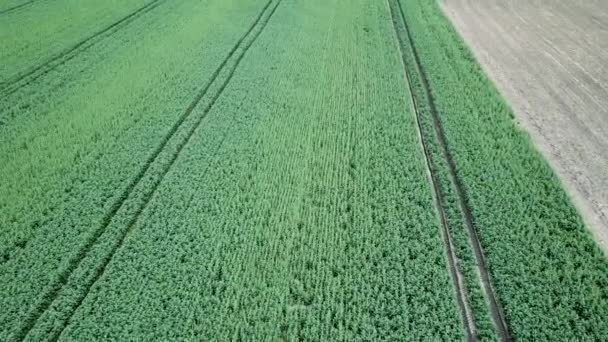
[442,0,608,252]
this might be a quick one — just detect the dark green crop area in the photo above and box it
[1,0,607,340]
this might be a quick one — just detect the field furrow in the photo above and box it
[0,0,39,15]
[399,0,608,339]
[15,2,282,340]
[387,1,476,340]
[0,0,165,95]
[2,0,608,340]
[48,0,464,340]
[392,1,511,341]
[0,0,275,339]
[0,0,174,82]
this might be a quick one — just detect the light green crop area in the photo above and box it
[1,0,608,340]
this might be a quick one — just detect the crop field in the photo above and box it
[1,0,607,340]
[442,0,608,251]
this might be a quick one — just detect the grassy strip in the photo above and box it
[0,0,270,339]
[54,0,463,340]
[400,0,608,339]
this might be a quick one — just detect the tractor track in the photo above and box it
[387,1,476,340]
[390,0,512,340]
[0,0,165,95]
[13,0,281,340]
[0,0,41,15]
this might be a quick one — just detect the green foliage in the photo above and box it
[0,0,156,81]
[0,0,270,339]
[3,0,606,340]
[389,0,497,339]
[399,0,608,339]
[1,0,464,340]
[54,0,463,340]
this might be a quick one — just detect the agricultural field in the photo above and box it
[1,0,607,340]
[442,0,608,252]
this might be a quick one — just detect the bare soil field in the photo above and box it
[442,0,608,252]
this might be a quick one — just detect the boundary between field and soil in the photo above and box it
[387,0,511,341]
[439,1,608,256]
[11,0,283,340]
[0,0,166,95]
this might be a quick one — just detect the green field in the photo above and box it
[1,0,608,340]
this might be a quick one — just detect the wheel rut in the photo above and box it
[387,1,476,340]
[0,0,165,95]
[388,0,511,340]
[0,0,41,16]
[13,0,282,340]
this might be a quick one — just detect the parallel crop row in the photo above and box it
[15,2,281,340]
[3,0,605,340]
[0,0,161,83]
[0,0,275,340]
[0,0,166,96]
[389,0,504,340]
[398,0,608,340]
[0,0,40,15]
[46,0,465,340]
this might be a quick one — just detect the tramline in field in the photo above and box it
[1,0,607,340]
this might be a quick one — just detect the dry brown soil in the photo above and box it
[441,0,608,253]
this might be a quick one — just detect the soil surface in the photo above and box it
[441,0,608,253]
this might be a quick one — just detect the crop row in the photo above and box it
[3,0,602,339]
[0,0,39,15]
[389,0,504,340]
[399,0,608,339]
[50,0,465,340]
[0,0,272,339]
[19,1,281,340]
[0,0,162,83]
[0,0,166,96]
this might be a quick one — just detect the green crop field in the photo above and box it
[1,0,607,340]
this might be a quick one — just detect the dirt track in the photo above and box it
[441,0,608,253]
